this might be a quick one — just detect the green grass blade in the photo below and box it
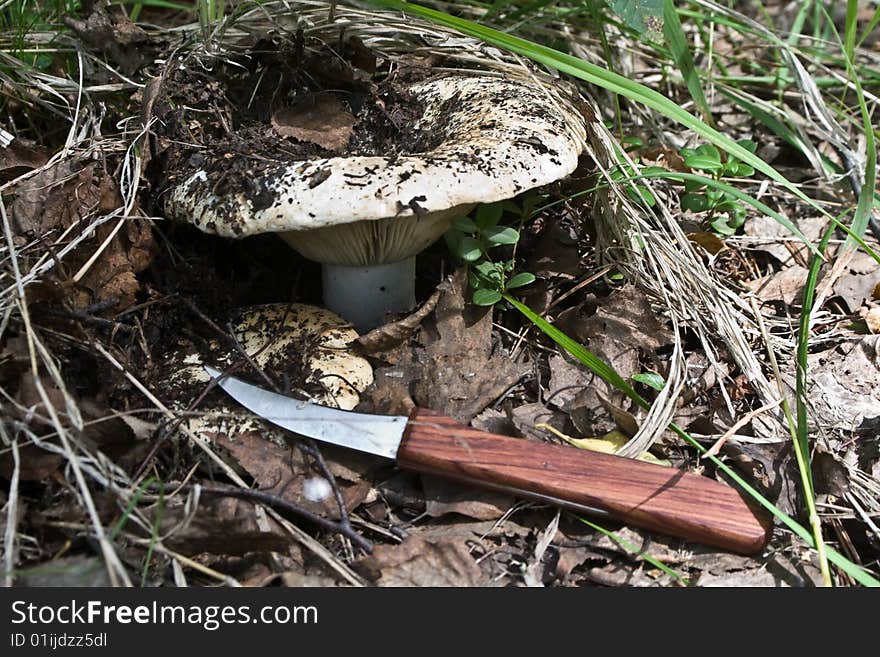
[370,0,826,256]
[109,477,154,541]
[663,0,712,123]
[856,5,880,49]
[844,0,859,62]
[795,225,836,584]
[141,485,165,586]
[634,170,880,264]
[574,514,690,585]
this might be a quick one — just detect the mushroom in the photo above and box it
[165,303,373,413]
[165,75,587,330]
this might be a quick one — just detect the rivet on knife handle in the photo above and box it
[398,408,772,555]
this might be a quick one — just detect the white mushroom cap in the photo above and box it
[165,74,588,267]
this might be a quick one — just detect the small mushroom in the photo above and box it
[166,303,373,413]
[166,75,588,330]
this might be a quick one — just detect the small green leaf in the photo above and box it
[474,203,504,230]
[632,372,666,390]
[729,208,747,228]
[683,178,706,193]
[710,217,736,236]
[736,139,758,154]
[706,188,724,204]
[474,260,505,282]
[623,136,644,151]
[681,193,709,212]
[608,0,664,39]
[483,226,520,245]
[455,235,483,262]
[472,288,502,306]
[627,185,656,207]
[683,154,723,172]
[696,143,722,159]
[724,162,755,177]
[453,216,478,233]
[505,272,536,289]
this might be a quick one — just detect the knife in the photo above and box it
[204,366,771,554]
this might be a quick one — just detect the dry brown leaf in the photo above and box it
[692,551,823,587]
[62,6,150,73]
[549,285,673,435]
[742,214,827,266]
[422,475,513,520]
[356,287,441,354]
[356,364,417,416]
[71,215,155,312]
[470,407,515,435]
[640,146,688,172]
[9,159,99,236]
[746,264,810,305]
[344,36,377,74]
[546,354,591,411]
[864,304,880,334]
[160,496,291,556]
[721,439,801,516]
[412,269,528,422]
[0,139,49,182]
[804,336,880,432]
[356,535,485,586]
[812,445,851,498]
[523,221,582,278]
[555,283,673,355]
[0,373,146,479]
[509,402,568,442]
[213,431,370,520]
[272,95,357,152]
[688,231,727,256]
[833,251,879,312]
[8,156,153,312]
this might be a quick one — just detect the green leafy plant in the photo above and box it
[444,202,536,306]
[610,161,658,207]
[679,139,757,236]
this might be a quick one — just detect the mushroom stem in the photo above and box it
[322,258,416,331]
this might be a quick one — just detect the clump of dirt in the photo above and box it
[146,36,444,204]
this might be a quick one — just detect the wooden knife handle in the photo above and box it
[397,408,772,554]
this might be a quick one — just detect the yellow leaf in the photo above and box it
[534,424,670,466]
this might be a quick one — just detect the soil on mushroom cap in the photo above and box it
[148,38,457,204]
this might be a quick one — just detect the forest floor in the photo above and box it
[0,0,878,587]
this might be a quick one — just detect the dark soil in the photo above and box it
[147,37,449,205]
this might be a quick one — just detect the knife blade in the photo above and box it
[204,366,771,554]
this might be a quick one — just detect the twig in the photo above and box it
[196,482,373,553]
[0,424,20,587]
[297,438,359,551]
[702,399,783,459]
